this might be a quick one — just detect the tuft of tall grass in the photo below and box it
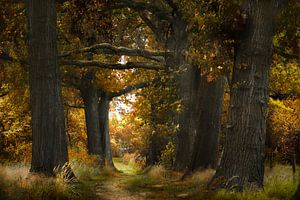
[200,165,299,200]
[190,169,215,185]
[0,164,77,200]
[264,165,299,199]
[147,165,172,181]
[71,161,101,181]
[113,157,141,175]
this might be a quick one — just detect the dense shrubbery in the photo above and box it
[267,99,300,163]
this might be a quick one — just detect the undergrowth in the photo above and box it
[124,165,299,200]
[0,160,298,200]
[0,164,77,200]
[0,159,108,200]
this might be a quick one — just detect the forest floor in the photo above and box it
[90,159,299,200]
[93,169,195,200]
[0,159,298,200]
[92,158,202,200]
[95,174,146,200]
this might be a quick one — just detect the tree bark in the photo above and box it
[174,64,201,170]
[146,133,161,166]
[136,4,225,172]
[146,103,168,166]
[25,0,68,175]
[212,0,280,189]
[80,82,104,163]
[165,17,200,171]
[99,92,114,167]
[189,75,225,171]
[134,5,200,171]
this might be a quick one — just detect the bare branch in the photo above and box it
[60,59,164,70]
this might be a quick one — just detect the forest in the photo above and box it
[0,0,299,199]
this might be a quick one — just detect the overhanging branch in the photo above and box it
[60,60,164,70]
[60,43,172,62]
[1,52,165,70]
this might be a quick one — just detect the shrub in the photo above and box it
[159,141,175,169]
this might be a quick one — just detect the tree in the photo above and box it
[108,0,230,171]
[189,74,225,170]
[112,0,199,170]
[25,0,68,174]
[79,72,105,163]
[99,82,150,167]
[212,0,289,189]
[76,73,151,167]
[56,0,168,167]
[98,91,112,166]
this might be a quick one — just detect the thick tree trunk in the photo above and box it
[79,36,106,163]
[146,103,168,166]
[165,16,225,172]
[189,75,225,171]
[174,64,201,170]
[139,12,201,171]
[146,104,159,166]
[80,84,104,162]
[212,0,279,189]
[169,17,202,170]
[25,0,68,175]
[146,133,161,166]
[99,92,114,167]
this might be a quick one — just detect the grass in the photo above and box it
[0,159,298,200]
[0,158,134,200]
[113,157,141,175]
[0,164,77,200]
[124,165,299,200]
[0,161,108,200]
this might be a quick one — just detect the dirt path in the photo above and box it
[95,174,145,200]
